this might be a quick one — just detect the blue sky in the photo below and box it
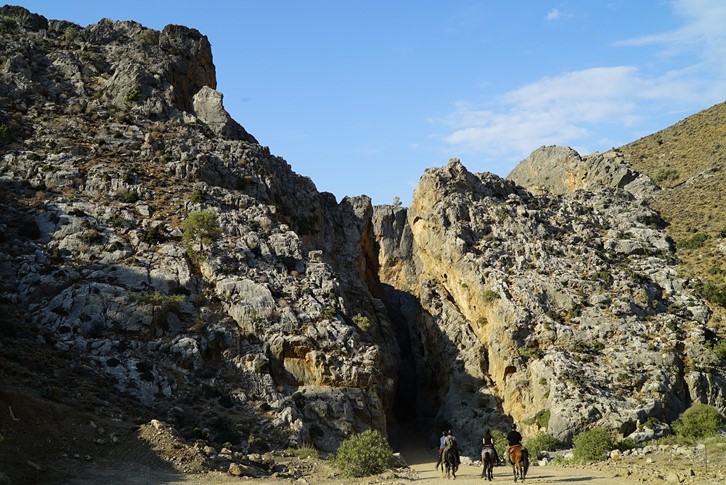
[9,1,726,206]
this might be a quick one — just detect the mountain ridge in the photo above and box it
[0,6,724,484]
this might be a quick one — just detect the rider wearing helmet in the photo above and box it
[506,423,524,463]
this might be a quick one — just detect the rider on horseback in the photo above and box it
[506,423,525,464]
[435,430,447,470]
[443,429,461,473]
[482,429,499,465]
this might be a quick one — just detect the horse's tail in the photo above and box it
[522,448,529,472]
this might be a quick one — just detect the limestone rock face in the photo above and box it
[192,86,257,142]
[374,158,724,452]
[508,145,660,200]
[0,8,397,454]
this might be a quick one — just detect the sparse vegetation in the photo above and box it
[124,85,141,105]
[130,291,185,328]
[135,29,159,45]
[653,167,679,184]
[0,123,11,141]
[696,280,726,308]
[289,446,318,459]
[332,429,396,478]
[519,346,543,361]
[189,190,204,204]
[482,289,500,303]
[352,313,371,332]
[117,191,140,203]
[678,233,708,249]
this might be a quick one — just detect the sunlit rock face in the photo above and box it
[374,158,723,452]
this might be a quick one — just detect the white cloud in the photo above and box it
[442,0,726,167]
[616,0,726,65]
[545,9,562,21]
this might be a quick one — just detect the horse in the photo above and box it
[481,446,495,480]
[509,444,528,482]
[442,446,459,479]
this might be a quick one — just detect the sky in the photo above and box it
[8,1,726,206]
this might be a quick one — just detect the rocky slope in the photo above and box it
[375,157,725,453]
[0,7,399,480]
[0,5,725,483]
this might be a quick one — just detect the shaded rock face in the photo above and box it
[0,7,398,454]
[373,158,725,453]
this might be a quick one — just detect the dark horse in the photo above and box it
[509,444,528,482]
[442,446,459,479]
[481,446,495,481]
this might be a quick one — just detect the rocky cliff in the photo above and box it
[0,5,398,459]
[1,6,725,479]
[374,157,725,452]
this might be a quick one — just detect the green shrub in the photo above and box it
[352,313,371,332]
[572,427,613,462]
[519,347,543,361]
[117,191,140,203]
[482,290,500,304]
[714,340,726,360]
[491,430,507,450]
[525,432,559,460]
[332,429,396,478]
[289,446,318,459]
[321,306,336,320]
[678,233,708,250]
[190,190,204,204]
[672,403,725,439]
[615,437,637,452]
[698,281,726,308]
[0,123,11,141]
[135,29,159,45]
[653,167,679,184]
[124,85,141,105]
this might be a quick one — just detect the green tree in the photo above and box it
[332,429,396,477]
[672,403,725,439]
[181,209,222,254]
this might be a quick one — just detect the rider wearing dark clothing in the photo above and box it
[481,429,499,465]
[506,427,522,446]
[443,430,461,468]
[506,424,525,463]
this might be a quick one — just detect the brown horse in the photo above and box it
[481,446,495,480]
[509,444,528,482]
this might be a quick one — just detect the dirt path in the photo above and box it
[396,437,639,485]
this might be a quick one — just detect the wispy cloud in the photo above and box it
[442,0,726,167]
[545,9,562,21]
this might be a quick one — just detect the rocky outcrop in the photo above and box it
[374,158,725,452]
[0,7,397,455]
[508,145,660,200]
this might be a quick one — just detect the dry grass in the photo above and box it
[619,101,726,332]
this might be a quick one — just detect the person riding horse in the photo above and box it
[506,423,526,463]
[481,429,498,480]
[481,429,499,464]
[441,429,460,478]
[435,430,447,470]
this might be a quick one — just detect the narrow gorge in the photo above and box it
[1,7,725,481]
